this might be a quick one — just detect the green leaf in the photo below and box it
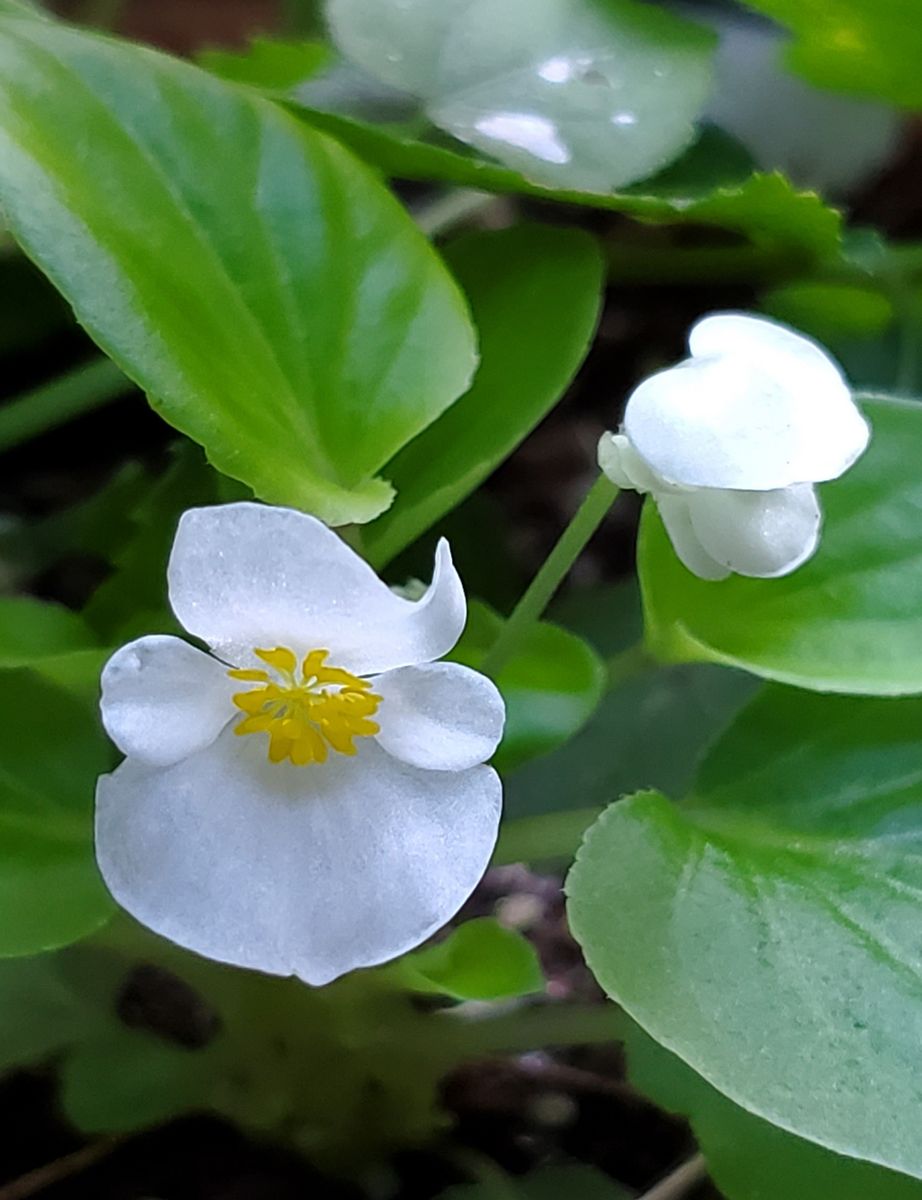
[760,281,893,342]
[0,597,97,667]
[296,106,842,260]
[568,684,922,1180]
[507,582,756,820]
[506,663,755,820]
[622,1015,922,1200]
[401,918,544,1000]
[741,0,922,108]
[453,600,605,773]
[198,36,331,89]
[0,15,477,525]
[366,224,603,564]
[639,396,922,695]
[0,670,114,955]
[327,0,715,191]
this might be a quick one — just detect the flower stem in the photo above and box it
[412,188,498,238]
[482,474,619,678]
[0,357,129,452]
[493,806,602,866]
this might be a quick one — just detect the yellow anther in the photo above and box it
[255,646,299,675]
[230,646,381,767]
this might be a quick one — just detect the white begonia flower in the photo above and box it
[599,313,870,581]
[95,502,505,986]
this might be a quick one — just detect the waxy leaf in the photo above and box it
[296,106,843,261]
[366,224,603,564]
[402,918,543,1000]
[0,15,477,525]
[327,0,715,191]
[639,396,922,694]
[0,671,114,954]
[742,0,922,109]
[568,685,922,1179]
[622,1015,922,1200]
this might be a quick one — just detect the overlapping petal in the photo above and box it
[597,431,663,495]
[100,636,235,767]
[96,731,502,985]
[656,495,730,582]
[688,482,821,578]
[168,502,465,674]
[372,662,505,771]
[624,313,869,491]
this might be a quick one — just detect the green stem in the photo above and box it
[0,358,129,452]
[482,474,619,678]
[413,188,497,238]
[493,806,602,866]
[446,1001,621,1058]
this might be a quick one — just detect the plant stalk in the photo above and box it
[482,474,619,678]
[0,357,130,452]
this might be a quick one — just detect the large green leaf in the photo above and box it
[0,671,114,954]
[327,0,715,191]
[296,105,842,260]
[506,662,755,820]
[622,1015,922,1200]
[0,15,477,525]
[366,224,603,564]
[639,396,922,694]
[506,581,756,820]
[742,0,922,108]
[568,684,922,1179]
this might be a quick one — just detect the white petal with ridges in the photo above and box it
[373,662,505,771]
[168,503,466,675]
[625,313,869,490]
[100,636,234,767]
[688,482,822,578]
[95,731,501,985]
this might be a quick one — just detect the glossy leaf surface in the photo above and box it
[0,15,477,525]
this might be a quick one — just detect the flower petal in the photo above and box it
[597,431,663,494]
[655,495,731,582]
[95,730,501,985]
[687,482,822,578]
[167,503,465,674]
[372,663,505,771]
[625,313,869,490]
[100,636,234,767]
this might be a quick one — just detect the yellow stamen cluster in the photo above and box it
[229,647,381,766]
